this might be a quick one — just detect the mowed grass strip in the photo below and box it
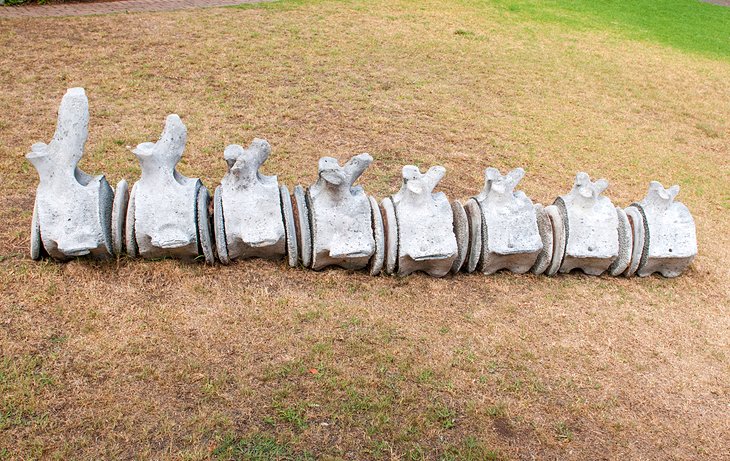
[481,0,730,59]
[0,0,729,459]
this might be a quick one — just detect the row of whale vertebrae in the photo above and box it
[28,88,698,278]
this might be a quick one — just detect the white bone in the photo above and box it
[293,185,312,268]
[381,197,398,275]
[473,167,543,274]
[197,185,215,264]
[463,198,482,273]
[543,204,565,276]
[450,200,469,274]
[213,185,229,265]
[280,184,298,268]
[608,207,632,276]
[111,179,129,256]
[531,204,553,275]
[623,206,645,277]
[26,88,113,260]
[215,139,287,262]
[369,196,385,276]
[307,154,376,270]
[556,172,619,276]
[391,165,457,277]
[129,114,203,260]
[633,181,697,277]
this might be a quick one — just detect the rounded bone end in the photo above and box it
[623,206,645,277]
[213,186,230,265]
[543,204,566,276]
[196,185,215,265]
[450,200,469,274]
[111,179,129,256]
[608,206,632,276]
[125,183,139,258]
[380,197,398,276]
[463,199,482,273]
[292,185,311,269]
[280,184,299,268]
[530,204,553,275]
[369,195,385,276]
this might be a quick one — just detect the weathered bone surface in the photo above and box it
[280,184,298,268]
[531,204,553,275]
[630,182,697,277]
[293,185,312,268]
[214,139,287,263]
[391,165,457,277]
[26,88,113,260]
[555,172,619,275]
[473,167,543,274]
[26,89,699,277]
[380,197,398,275]
[111,179,129,256]
[623,206,645,277]
[543,204,565,276]
[306,154,376,271]
[607,207,632,276]
[128,114,205,261]
[463,199,482,273]
[369,196,385,276]
[450,200,469,274]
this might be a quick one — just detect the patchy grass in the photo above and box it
[0,0,729,459]
[211,433,314,460]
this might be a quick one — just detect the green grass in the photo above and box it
[212,433,314,461]
[482,0,730,59]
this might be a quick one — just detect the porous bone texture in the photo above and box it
[131,114,200,260]
[392,165,457,277]
[26,87,113,260]
[474,167,542,274]
[308,154,376,271]
[219,139,286,260]
[635,181,697,277]
[557,172,619,276]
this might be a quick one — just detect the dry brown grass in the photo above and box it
[1,0,729,459]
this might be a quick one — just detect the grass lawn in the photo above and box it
[0,0,729,459]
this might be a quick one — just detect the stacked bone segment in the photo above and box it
[553,173,619,276]
[303,154,377,271]
[466,167,543,274]
[26,89,699,278]
[628,182,697,277]
[214,139,288,263]
[127,114,213,263]
[26,87,114,260]
[385,165,458,277]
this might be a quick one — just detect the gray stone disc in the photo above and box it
[623,206,645,277]
[280,184,298,268]
[381,197,398,275]
[450,200,469,274]
[213,186,229,265]
[531,204,553,275]
[463,198,482,273]
[544,205,565,276]
[196,185,215,265]
[98,177,115,257]
[125,183,138,258]
[369,195,385,276]
[30,197,43,260]
[608,206,632,276]
[292,185,311,268]
[111,179,129,256]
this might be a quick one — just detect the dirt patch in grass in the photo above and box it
[0,0,729,459]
